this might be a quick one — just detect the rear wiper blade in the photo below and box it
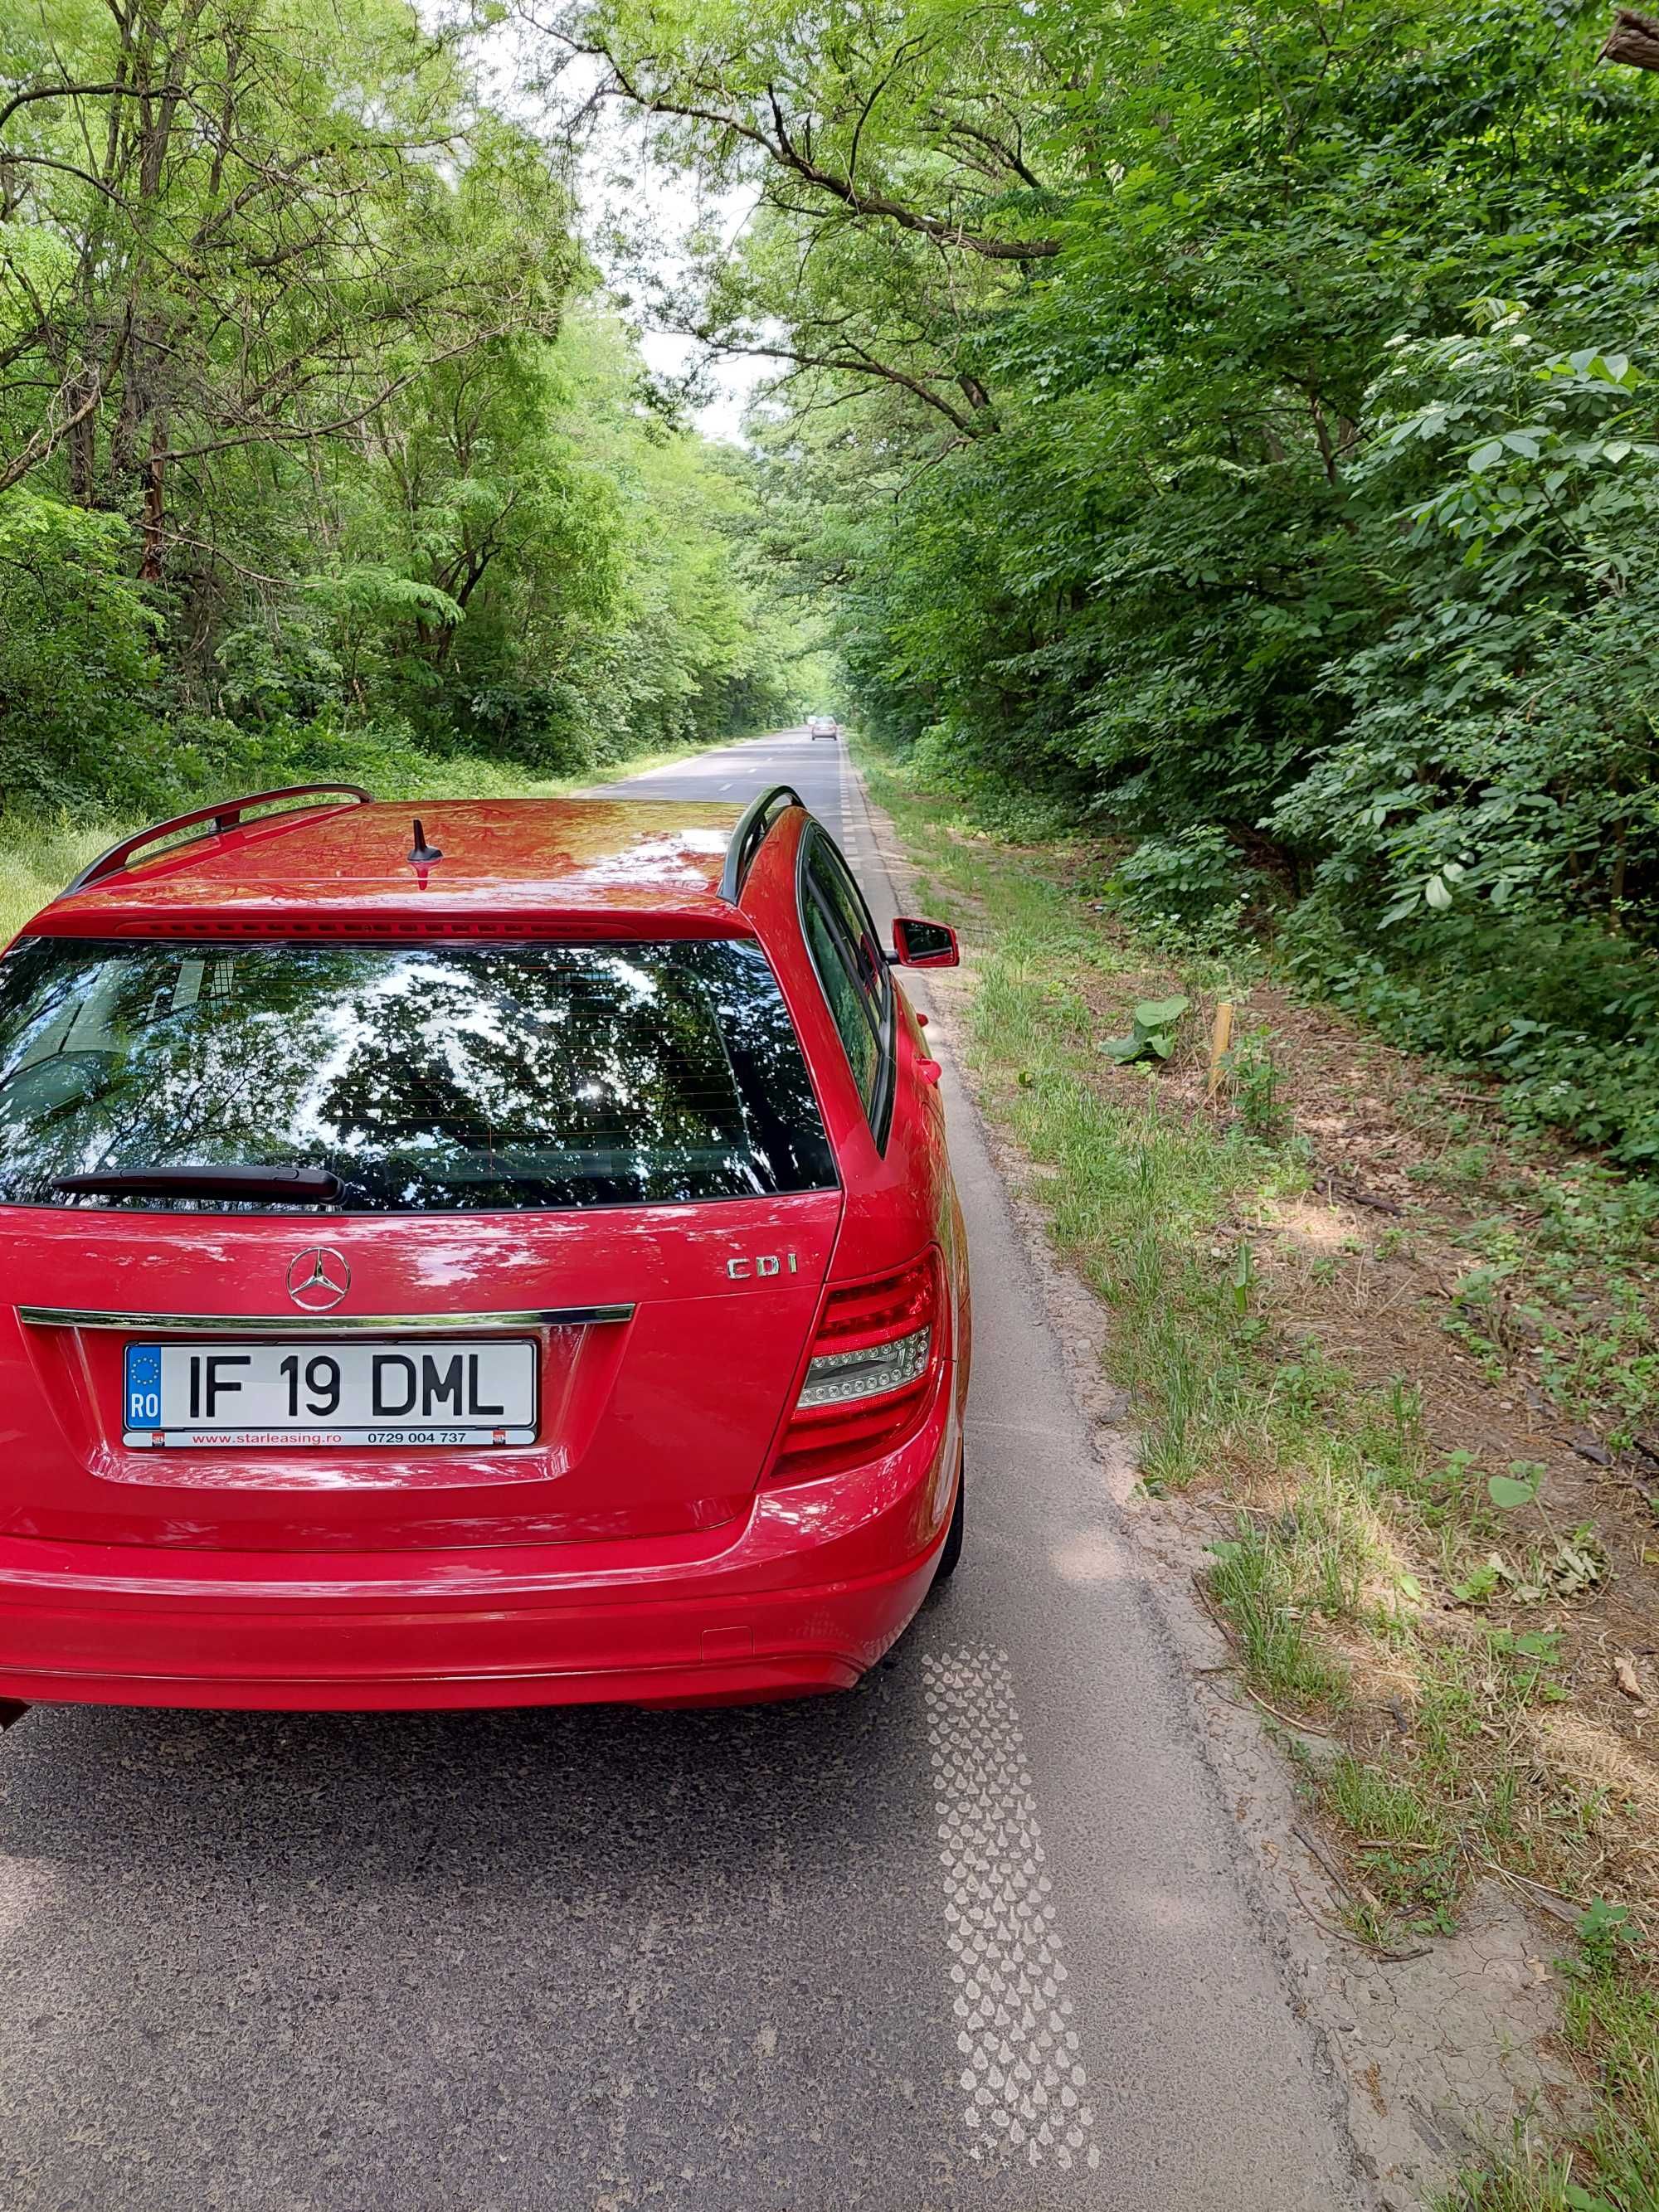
[52,1164,343,1203]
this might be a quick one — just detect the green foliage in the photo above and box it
[1488,1461,1546,1512]
[1097,994,1190,1065]
[0,0,804,818]
[576,0,1659,1171]
[1108,829,1252,946]
[1272,309,1659,941]
[1228,1028,1288,1141]
[0,494,158,805]
[1575,1900,1644,1973]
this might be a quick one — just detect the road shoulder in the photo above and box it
[849,750,1588,2212]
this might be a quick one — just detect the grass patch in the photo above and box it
[859,728,1659,2210]
[1209,1522,1354,1709]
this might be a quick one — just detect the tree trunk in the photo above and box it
[139,416,168,580]
[66,368,101,504]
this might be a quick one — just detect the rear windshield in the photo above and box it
[0,936,836,1212]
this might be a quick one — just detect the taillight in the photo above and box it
[768,1251,945,1485]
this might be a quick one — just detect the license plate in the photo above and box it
[121,1339,538,1449]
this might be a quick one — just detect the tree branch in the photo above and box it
[161,323,527,459]
[0,366,108,493]
[561,35,1060,260]
[0,76,185,135]
[931,112,1046,192]
[693,328,985,433]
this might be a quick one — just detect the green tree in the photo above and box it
[534,0,1659,1158]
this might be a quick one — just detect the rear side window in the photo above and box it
[800,831,893,1136]
[0,936,837,1211]
[803,897,880,1104]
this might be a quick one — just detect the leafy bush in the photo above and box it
[215,610,345,726]
[1286,902,1659,1169]
[1271,313,1659,943]
[0,493,159,807]
[1109,829,1252,939]
[901,725,1079,841]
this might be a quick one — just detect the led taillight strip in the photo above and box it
[768,1252,944,1484]
[795,1323,932,1412]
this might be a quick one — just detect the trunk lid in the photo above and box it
[0,928,846,1553]
[0,1198,839,1550]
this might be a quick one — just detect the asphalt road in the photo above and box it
[0,735,1361,2211]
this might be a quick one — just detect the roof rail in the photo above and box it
[61,785,373,899]
[719,785,804,904]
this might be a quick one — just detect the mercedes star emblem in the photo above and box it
[286,1246,351,1312]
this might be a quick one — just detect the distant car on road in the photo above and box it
[0,782,969,1717]
[806,713,839,740]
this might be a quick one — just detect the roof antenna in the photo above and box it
[408,818,443,865]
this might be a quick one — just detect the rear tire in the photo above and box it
[932,1454,965,1583]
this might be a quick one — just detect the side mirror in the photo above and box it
[890,916,959,968]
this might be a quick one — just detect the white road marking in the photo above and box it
[966,1419,1073,1441]
[923,1647,1101,2172]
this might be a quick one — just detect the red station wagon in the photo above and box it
[0,784,969,1714]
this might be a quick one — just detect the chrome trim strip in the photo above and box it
[18,1304,635,1335]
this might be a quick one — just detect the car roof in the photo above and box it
[29,798,760,939]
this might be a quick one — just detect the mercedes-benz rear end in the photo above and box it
[0,803,963,1710]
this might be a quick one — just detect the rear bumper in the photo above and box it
[0,1394,961,1712]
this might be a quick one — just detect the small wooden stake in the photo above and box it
[1207,1000,1234,1101]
